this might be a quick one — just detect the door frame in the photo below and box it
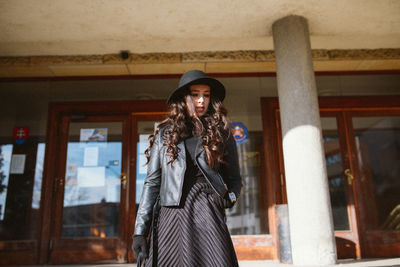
[345,109,400,257]
[126,112,168,262]
[38,100,168,264]
[49,114,131,263]
[39,100,277,264]
[261,95,400,259]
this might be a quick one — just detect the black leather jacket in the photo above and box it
[134,127,242,237]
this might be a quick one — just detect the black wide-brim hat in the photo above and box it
[167,70,225,106]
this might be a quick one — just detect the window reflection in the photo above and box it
[321,117,351,231]
[0,142,44,240]
[323,134,350,231]
[353,117,400,231]
[32,143,45,209]
[135,121,158,214]
[227,132,269,235]
[62,140,122,238]
[136,135,150,205]
[0,144,13,221]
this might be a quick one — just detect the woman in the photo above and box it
[132,70,242,267]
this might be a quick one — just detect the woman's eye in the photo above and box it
[191,94,198,97]
[204,94,210,98]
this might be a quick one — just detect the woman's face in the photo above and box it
[189,84,211,117]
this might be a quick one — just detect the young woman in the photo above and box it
[132,70,242,267]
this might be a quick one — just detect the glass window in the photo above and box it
[0,144,13,221]
[222,76,271,235]
[0,142,44,240]
[136,121,157,209]
[32,143,45,209]
[61,122,123,238]
[352,116,400,231]
[321,118,350,230]
[227,132,268,234]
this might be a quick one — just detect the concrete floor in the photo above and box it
[238,258,400,266]
[18,258,400,267]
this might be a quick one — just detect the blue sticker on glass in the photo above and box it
[231,122,248,144]
[15,139,26,145]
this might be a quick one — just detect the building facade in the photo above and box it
[0,1,399,265]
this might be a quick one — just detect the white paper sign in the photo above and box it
[77,167,105,187]
[84,147,99,166]
[10,154,26,174]
[80,128,108,142]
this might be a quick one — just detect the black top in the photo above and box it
[184,134,206,182]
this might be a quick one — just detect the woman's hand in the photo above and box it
[132,235,148,259]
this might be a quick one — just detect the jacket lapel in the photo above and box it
[195,137,204,157]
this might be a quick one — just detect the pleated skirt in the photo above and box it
[144,180,239,267]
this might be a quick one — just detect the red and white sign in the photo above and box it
[13,127,29,142]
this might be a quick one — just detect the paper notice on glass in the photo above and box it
[77,167,105,187]
[84,146,99,166]
[80,128,108,142]
[10,154,26,174]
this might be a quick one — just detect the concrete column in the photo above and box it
[272,15,337,265]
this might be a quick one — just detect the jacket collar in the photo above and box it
[195,137,204,157]
[177,136,204,158]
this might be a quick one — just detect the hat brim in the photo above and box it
[167,77,225,106]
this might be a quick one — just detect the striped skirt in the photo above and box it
[144,180,239,267]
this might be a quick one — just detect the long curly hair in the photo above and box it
[145,89,230,169]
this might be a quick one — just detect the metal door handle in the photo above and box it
[344,169,354,185]
[119,173,127,189]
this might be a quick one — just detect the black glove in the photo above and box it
[202,187,235,209]
[132,235,148,259]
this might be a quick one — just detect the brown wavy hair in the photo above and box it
[145,89,230,169]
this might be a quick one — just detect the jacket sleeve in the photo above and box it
[222,133,242,198]
[133,131,162,237]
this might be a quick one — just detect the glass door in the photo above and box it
[49,115,130,264]
[128,112,167,263]
[346,113,400,257]
[320,113,360,259]
[261,96,400,260]
[276,112,360,258]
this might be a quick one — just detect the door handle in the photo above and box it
[119,173,127,189]
[344,169,354,185]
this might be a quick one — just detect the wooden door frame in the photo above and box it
[49,114,132,264]
[39,100,276,263]
[260,95,400,259]
[127,112,168,262]
[0,141,41,265]
[38,100,168,264]
[344,109,400,257]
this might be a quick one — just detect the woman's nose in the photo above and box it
[198,96,204,103]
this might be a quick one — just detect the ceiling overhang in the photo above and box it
[0,49,399,79]
[1,1,399,58]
